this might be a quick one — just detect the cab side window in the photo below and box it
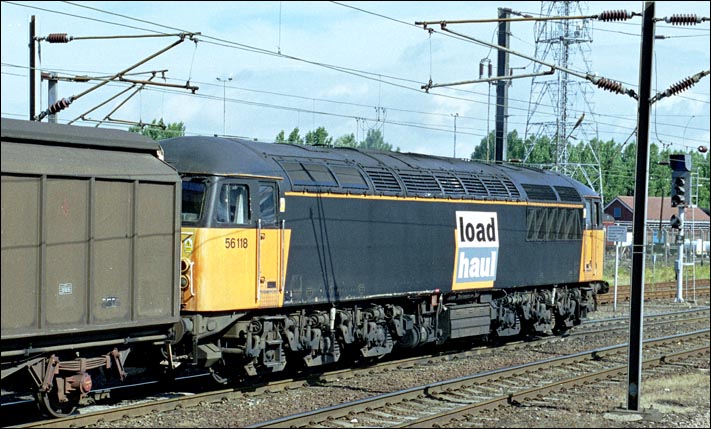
[215,184,249,225]
[258,183,277,225]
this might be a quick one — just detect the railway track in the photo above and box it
[597,280,710,304]
[251,330,710,428]
[574,307,709,336]
[7,306,709,428]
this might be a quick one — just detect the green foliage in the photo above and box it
[603,254,709,285]
[469,130,710,210]
[334,133,357,148]
[287,127,304,145]
[470,130,495,161]
[360,129,392,151]
[128,118,185,140]
[689,150,710,209]
[304,127,333,146]
[272,125,708,208]
[275,127,397,152]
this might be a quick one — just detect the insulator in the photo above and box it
[48,97,72,114]
[479,63,484,78]
[665,14,701,25]
[598,10,633,22]
[46,33,72,43]
[665,76,695,96]
[595,77,624,94]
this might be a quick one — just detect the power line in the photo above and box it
[15,1,707,121]
[4,2,708,153]
[5,65,709,151]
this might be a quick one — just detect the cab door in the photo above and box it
[256,181,289,309]
[580,198,603,281]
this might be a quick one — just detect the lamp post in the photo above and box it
[480,58,492,162]
[216,76,232,135]
[452,113,459,158]
[682,115,695,151]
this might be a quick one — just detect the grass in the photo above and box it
[641,372,710,415]
[603,253,710,286]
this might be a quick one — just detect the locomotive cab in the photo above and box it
[179,175,290,313]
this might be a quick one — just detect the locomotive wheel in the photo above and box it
[552,314,572,335]
[552,323,569,335]
[36,390,79,418]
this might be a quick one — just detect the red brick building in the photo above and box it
[604,196,710,247]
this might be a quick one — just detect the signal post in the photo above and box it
[669,154,692,302]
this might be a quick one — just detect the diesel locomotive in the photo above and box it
[1,118,608,417]
[160,135,608,382]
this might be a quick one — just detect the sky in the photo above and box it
[1,1,709,160]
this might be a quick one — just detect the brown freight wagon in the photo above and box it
[1,118,181,417]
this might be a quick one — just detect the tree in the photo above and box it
[275,130,286,143]
[287,127,304,145]
[690,150,710,209]
[129,118,185,140]
[304,127,333,146]
[470,131,495,161]
[470,130,530,162]
[525,134,555,164]
[504,130,525,160]
[359,129,392,151]
[275,128,310,145]
[334,133,357,148]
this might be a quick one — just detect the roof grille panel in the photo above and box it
[434,173,466,196]
[501,177,521,199]
[522,184,558,201]
[458,175,488,197]
[554,186,581,202]
[399,171,442,195]
[481,177,511,198]
[362,167,402,194]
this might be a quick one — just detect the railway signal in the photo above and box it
[670,174,687,207]
[667,154,693,305]
[669,154,691,208]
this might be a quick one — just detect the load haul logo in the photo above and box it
[452,211,499,289]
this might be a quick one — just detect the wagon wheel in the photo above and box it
[209,360,234,385]
[36,389,79,418]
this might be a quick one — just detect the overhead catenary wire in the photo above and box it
[4,1,709,152]
[4,62,708,150]
[18,2,708,115]
[33,32,198,121]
